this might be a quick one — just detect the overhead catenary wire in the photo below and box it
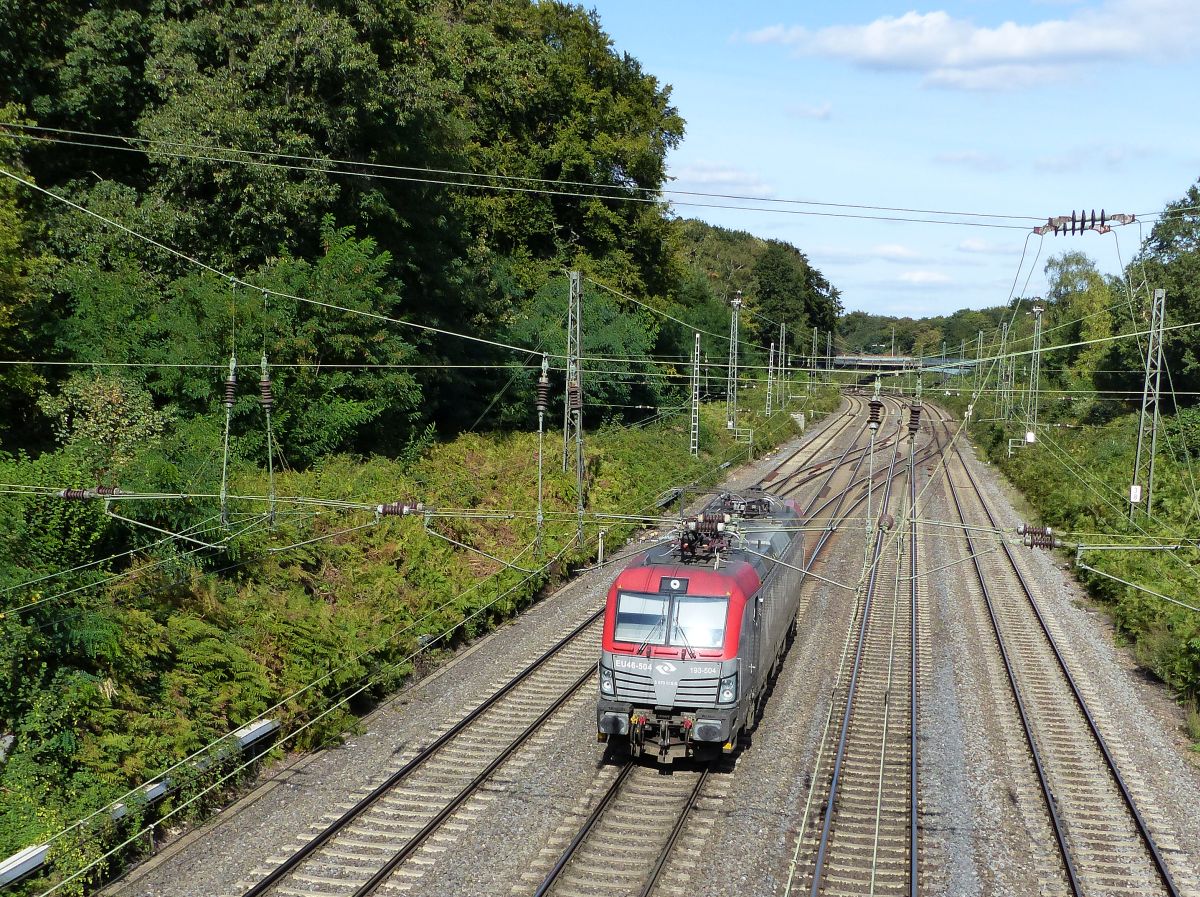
[0,166,551,360]
[9,103,1200,892]
[4,123,1049,228]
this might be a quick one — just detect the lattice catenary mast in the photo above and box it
[690,331,701,457]
[766,341,775,416]
[726,291,742,430]
[562,271,585,544]
[999,321,1013,421]
[1130,289,1167,518]
[1026,303,1044,442]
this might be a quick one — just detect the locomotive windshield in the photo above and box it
[672,595,728,649]
[614,591,728,650]
[614,592,669,644]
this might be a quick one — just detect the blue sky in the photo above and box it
[590,0,1200,317]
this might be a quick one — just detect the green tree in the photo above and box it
[1043,251,1114,392]
[38,372,168,484]
[751,240,809,347]
[0,105,54,438]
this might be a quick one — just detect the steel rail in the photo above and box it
[787,404,943,565]
[935,410,1083,893]
[907,422,919,897]
[636,768,711,897]
[349,664,596,897]
[939,410,1182,897]
[239,607,604,897]
[240,392,869,897]
[356,399,879,897]
[771,428,905,497]
[779,397,903,522]
[532,762,636,897]
[537,399,918,897]
[782,426,924,897]
[761,394,863,487]
[766,402,900,494]
[808,434,904,896]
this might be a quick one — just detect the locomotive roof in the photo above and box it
[630,491,800,584]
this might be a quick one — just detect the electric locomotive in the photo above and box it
[596,489,805,763]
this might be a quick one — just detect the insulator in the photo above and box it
[259,377,274,411]
[685,513,726,534]
[535,376,550,413]
[1100,209,1106,227]
[93,485,122,496]
[58,488,91,500]
[1017,523,1058,549]
[1070,210,1077,234]
[568,381,582,412]
[868,399,883,430]
[224,376,237,408]
[377,501,424,517]
[908,406,922,434]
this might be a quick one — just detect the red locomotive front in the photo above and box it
[596,491,803,763]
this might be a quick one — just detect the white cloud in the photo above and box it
[671,161,775,198]
[787,101,833,120]
[1034,142,1153,172]
[740,1,1200,90]
[934,150,1010,172]
[875,243,923,261]
[898,270,953,285]
[815,243,927,265]
[958,238,1020,255]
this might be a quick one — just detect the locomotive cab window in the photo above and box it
[614,592,670,645]
[672,595,728,649]
[614,591,728,650]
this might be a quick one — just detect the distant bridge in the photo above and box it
[828,354,978,375]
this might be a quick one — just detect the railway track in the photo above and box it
[518,395,907,897]
[933,409,1191,897]
[233,396,869,897]
[787,418,920,897]
[521,397,924,897]
[236,612,604,897]
[528,763,709,897]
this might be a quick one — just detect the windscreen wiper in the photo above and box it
[672,620,697,660]
[637,606,668,657]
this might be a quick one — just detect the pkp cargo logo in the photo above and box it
[653,662,677,675]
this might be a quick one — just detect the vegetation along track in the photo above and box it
[787,414,921,897]
[933,407,1193,897]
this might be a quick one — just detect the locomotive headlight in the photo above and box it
[600,665,615,695]
[718,673,737,703]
